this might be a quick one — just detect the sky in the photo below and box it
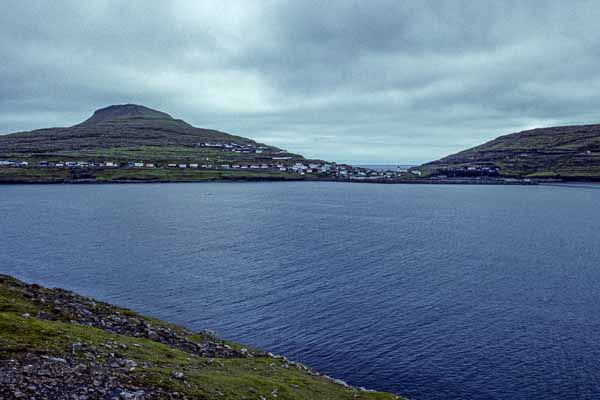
[2,1,600,164]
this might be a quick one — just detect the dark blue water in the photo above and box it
[2,182,600,399]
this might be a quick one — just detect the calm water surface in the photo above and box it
[2,182,600,399]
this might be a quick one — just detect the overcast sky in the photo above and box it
[2,1,600,164]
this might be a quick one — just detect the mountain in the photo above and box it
[0,104,288,157]
[423,123,600,179]
[0,104,316,183]
[0,274,401,399]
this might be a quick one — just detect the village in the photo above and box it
[0,140,431,180]
[0,157,423,180]
[3,142,532,183]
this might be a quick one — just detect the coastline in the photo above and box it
[0,274,403,399]
[0,176,591,185]
[2,166,599,185]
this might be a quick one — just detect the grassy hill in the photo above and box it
[422,123,600,179]
[0,274,402,399]
[0,104,306,171]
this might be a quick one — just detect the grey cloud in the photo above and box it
[2,0,600,164]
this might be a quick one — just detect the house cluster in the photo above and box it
[435,165,500,178]
[166,162,288,170]
[337,165,421,180]
[0,160,29,167]
[0,160,124,168]
[0,159,325,173]
[196,142,286,155]
[0,158,421,180]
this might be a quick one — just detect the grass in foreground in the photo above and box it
[0,275,402,399]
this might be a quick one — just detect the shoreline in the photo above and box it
[1,177,597,185]
[0,274,403,399]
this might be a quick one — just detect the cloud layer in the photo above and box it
[3,1,600,163]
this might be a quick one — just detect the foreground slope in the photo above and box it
[423,123,600,179]
[0,275,402,400]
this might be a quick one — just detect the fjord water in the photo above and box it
[2,182,600,399]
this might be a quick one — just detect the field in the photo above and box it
[0,167,305,184]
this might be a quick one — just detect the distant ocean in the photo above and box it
[3,182,600,399]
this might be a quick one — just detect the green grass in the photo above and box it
[0,167,304,183]
[0,167,72,182]
[0,145,305,167]
[0,275,402,399]
[51,146,279,163]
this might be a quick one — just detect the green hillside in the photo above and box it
[0,274,402,399]
[422,123,600,179]
[0,104,304,166]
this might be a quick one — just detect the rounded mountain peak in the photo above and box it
[83,104,173,124]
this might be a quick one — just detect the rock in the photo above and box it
[331,378,350,388]
[146,330,160,341]
[119,389,145,399]
[172,371,185,380]
[44,356,67,364]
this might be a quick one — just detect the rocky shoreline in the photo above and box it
[0,275,402,400]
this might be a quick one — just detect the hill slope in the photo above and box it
[0,104,301,164]
[0,274,401,400]
[422,124,600,179]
